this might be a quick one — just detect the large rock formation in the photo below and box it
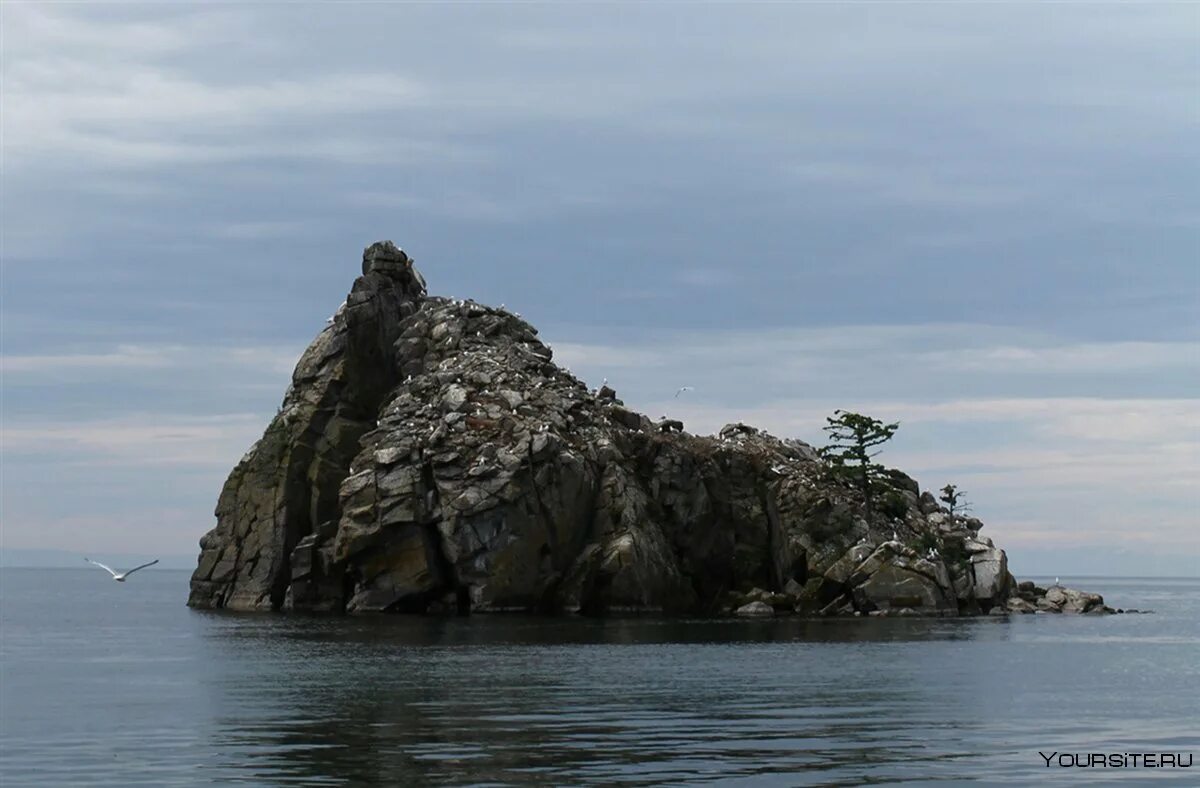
[189,241,1112,617]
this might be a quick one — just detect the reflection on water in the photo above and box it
[2,572,1198,786]
[199,616,993,785]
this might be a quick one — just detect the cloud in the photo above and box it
[344,190,533,224]
[210,221,315,241]
[2,343,302,378]
[3,5,439,169]
[917,342,1200,375]
[674,268,739,288]
[3,413,267,468]
[1,345,176,373]
[2,3,1195,574]
[545,324,1199,403]
[550,342,667,370]
[1,508,214,556]
[788,160,1028,210]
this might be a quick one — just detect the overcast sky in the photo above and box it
[3,3,1197,576]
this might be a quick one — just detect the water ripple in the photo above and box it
[2,571,1198,785]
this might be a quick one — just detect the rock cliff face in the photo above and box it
[189,241,1111,618]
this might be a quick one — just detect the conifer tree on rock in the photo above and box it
[819,410,899,516]
[939,483,972,517]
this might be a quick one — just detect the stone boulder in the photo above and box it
[1036,586,1110,614]
[735,601,775,617]
[967,544,1010,610]
[848,545,956,615]
[823,543,876,586]
[1005,597,1037,614]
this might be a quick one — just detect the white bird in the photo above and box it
[892,530,898,541]
[85,558,158,582]
[674,386,694,398]
[1054,576,1061,587]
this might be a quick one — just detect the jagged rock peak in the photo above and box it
[362,240,426,294]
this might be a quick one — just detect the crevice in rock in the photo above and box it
[579,569,615,617]
[761,482,786,592]
[420,458,461,614]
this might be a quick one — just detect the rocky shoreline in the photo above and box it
[732,577,1118,618]
[189,241,1120,619]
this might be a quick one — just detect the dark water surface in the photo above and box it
[1,570,1197,786]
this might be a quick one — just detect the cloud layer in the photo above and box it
[3,3,1196,575]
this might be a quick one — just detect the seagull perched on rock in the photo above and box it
[85,558,158,582]
[674,386,694,398]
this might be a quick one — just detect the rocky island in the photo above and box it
[189,241,1113,618]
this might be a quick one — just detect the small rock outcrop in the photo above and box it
[189,241,1114,618]
[1005,581,1109,614]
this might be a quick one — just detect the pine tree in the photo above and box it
[819,410,899,514]
[939,483,972,517]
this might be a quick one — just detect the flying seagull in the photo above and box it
[85,558,159,582]
[674,386,694,398]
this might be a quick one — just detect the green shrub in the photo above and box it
[878,490,909,519]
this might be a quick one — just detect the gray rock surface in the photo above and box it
[190,242,425,610]
[189,241,1114,618]
[735,601,775,617]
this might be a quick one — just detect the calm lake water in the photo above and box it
[1,569,1197,786]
